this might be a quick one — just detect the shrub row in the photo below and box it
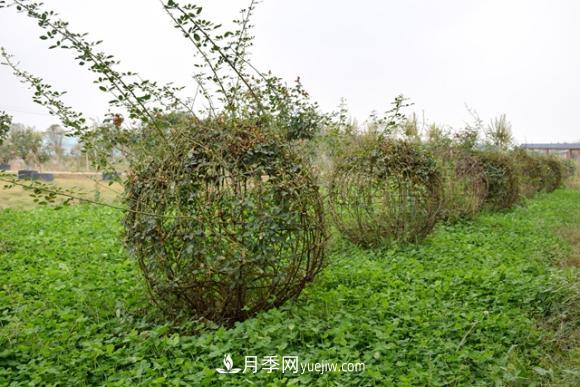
[325,135,572,247]
[123,122,572,325]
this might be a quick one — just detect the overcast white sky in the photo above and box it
[0,0,579,143]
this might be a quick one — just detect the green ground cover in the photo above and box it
[0,190,578,385]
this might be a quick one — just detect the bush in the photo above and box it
[541,157,564,193]
[476,151,520,210]
[124,121,326,325]
[561,158,577,180]
[328,135,442,247]
[432,146,487,223]
[512,150,548,198]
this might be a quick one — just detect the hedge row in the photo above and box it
[325,134,574,247]
[123,123,574,325]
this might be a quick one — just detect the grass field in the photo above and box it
[0,188,578,385]
[0,174,122,210]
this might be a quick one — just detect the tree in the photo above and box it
[0,138,13,163]
[44,124,66,160]
[486,114,513,150]
[0,111,11,145]
[7,124,49,167]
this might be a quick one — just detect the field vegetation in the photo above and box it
[0,189,578,385]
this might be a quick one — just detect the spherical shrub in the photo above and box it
[512,150,548,197]
[434,147,487,222]
[476,151,520,210]
[540,157,564,193]
[328,136,442,247]
[561,159,577,181]
[124,122,326,325]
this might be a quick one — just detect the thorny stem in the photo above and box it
[166,1,264,113]
[12,0,171,144]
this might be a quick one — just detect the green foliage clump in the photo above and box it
[476,151,520,210]
[432,146,487,222]
[0,110,11,145]
[561,158,577,180]
[485,114,513,150]
[512,149,549,197]
[0,123,49,166]
[541,157,564,193]
[124,120,326,325]
[329,135,442,247]
[510,150,572,196]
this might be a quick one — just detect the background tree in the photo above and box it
[7,123,48,167]
[43,124,66,161]
[0,136,13,163]
[0,110,11,145]
[486,114,514,150]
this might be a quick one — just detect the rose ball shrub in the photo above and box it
[431,146,487,223]
[124,121,327,326]
[328,135,442,247]
[512,149,549,198]
[476,151,520,210]
[561,158,577,182]
[540,156,564,193]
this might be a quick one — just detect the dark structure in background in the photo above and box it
[36,173,55,182]
[16,170,54,181]
[17,169,38,180]
[520,143,580,160]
